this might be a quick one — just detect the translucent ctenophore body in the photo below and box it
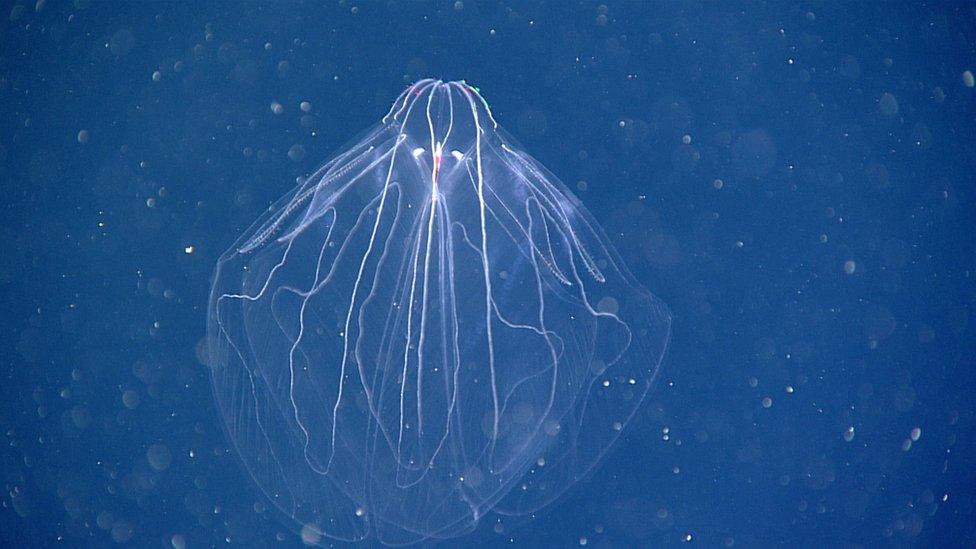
[207,79,671,545]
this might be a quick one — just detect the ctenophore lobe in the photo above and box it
[207,79,671,545]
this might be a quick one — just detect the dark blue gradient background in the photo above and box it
[2,2,974,547]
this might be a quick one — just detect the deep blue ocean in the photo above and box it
[3,2,975,547]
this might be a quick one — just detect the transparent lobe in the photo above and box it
[207,79,671,545]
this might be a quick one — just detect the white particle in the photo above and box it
[910,426,921,442]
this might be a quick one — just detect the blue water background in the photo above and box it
[2,2,974,547]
